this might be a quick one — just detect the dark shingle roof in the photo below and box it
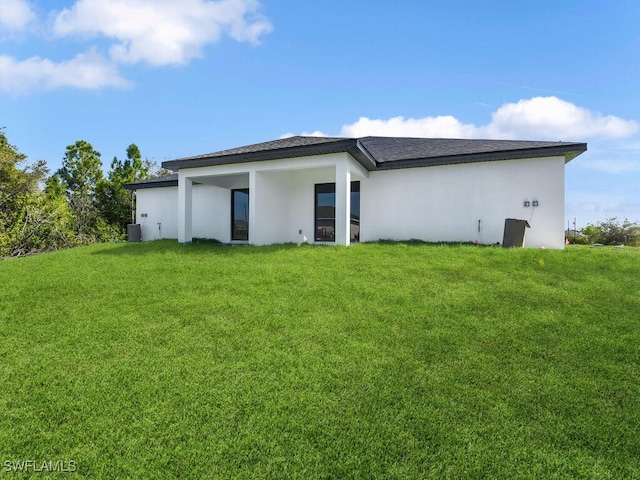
[126,136,587,190]
[160,136,587,172]
[358,137,586,169]
[177,136,350,161]
[161,136,373,171]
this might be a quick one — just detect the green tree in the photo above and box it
[1,129,30,228]
[56,141,104,238]
[96,143,152,233]
[57,140,103,195]
[44,173,67,199]
[0,128,77,257]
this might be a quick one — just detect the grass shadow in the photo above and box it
[90,239,308,257]
[370,238,500,248]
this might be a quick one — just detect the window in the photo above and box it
[350,181,360,243]
[314,181,360,242]
[315,183,335,242]
[231,189,249,241]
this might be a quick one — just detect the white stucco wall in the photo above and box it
[135,186,178,240]
[360,155,566,249]
[253,170,293,244]
[192,184,229,241]
[136,184,230,241]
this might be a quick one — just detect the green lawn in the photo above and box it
[0,241,639,479]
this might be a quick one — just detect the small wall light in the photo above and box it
[532,200,539,207]
[523,201,530,207]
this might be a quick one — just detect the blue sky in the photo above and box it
[1,0,638,227]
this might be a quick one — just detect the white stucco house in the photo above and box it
[124,136,586,249]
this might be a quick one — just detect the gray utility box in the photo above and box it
[502,218,530,248]
[127,224,142,242]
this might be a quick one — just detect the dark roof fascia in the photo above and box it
[124,179,178,189]
[374,143,587,170]
[124,175,179,190]
[162,138,379,171]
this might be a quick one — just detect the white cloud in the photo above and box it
[341,115,479,139]
[485,97,640,140]
[53,0,273,66]
[0,0,273,94]
[280,131,327,139]
[334,97,639,141]
[0,50,130,94]
[0,0,35,33]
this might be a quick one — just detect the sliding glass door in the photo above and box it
[315,183,335,242]
[231,189,249,241]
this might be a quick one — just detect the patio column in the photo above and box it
[178,176,192,243]
[335,162,351,246]
[249,170,256,244]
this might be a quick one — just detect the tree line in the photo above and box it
[1,127,162,258]
[568,218,640,246]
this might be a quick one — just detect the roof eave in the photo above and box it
[564,145,588,163]
[124,179,179,190]
[375,144,588,170]
[162,139,375,171]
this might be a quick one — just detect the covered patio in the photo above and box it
[176,152,369,245]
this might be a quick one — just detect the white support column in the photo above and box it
[178,176,193,243]
[249,170,256,245]
[335,161,351,246]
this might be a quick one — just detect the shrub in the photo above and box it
[581,217,640,246]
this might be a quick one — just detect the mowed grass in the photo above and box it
[0,241,639,479]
